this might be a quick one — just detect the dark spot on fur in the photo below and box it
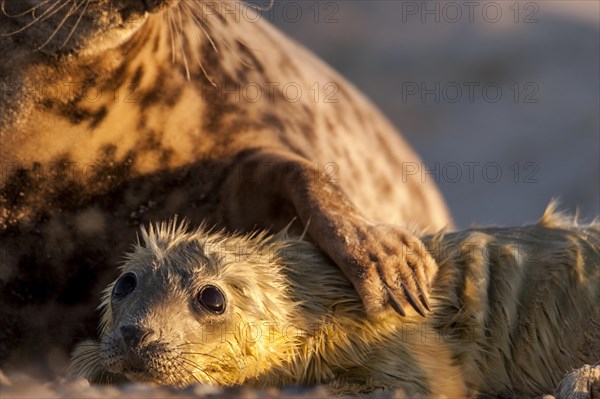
[137,113,147,130]
[379,178,392,196]
[60,104,91,125]
[140,71,166,109]
[262,113,285,133]
[299,120,316,142]
[89,106,108,129]
[381,243,394,256]
[137,66,182,108]
[325,118,335,132]
[41,99,54,110]
[131,65,144,88]
[368,253,380,263]
[203,101,243,133]
[137,130,161,151]
[164,84,183,107]
[105,62,128,91]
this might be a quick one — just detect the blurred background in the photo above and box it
[253,0,599,228]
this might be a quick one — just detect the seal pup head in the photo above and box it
[0,0,180,55]
[70,218,304,386]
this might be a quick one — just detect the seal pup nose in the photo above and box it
[120,325,154,349]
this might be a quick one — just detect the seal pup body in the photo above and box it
[72,206,599,397]
[0,0,450,369]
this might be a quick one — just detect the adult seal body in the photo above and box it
[0,0,451,370]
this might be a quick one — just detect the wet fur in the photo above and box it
[0,0,451,370]
[71,204,599,397]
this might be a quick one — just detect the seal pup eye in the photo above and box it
[197,285,226,314]
[112,272,137,300]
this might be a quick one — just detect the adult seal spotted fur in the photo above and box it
[0,0,451,370]
[71,204,600,397]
